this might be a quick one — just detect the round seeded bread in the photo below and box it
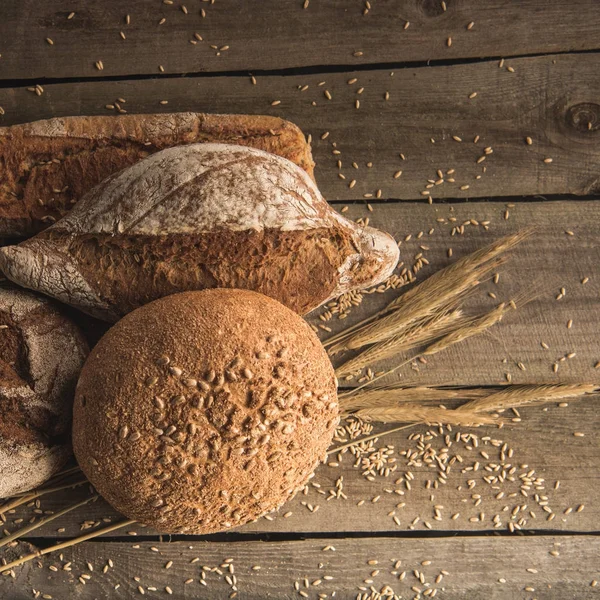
[0,285,88,498]
[73,289,339,533]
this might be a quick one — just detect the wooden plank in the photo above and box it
[3,394,598,537]
[1,1,600,79]
[1,53,598,201]
[2,536,599,598]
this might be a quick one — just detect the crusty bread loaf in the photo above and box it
[0,112,314,237]
[0,143,399,321]
[0,285,88,498]
[73,289,338,534]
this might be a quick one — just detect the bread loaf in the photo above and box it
[73,289,338,533]
[0,112,314,237]
[0,286,88,498]
[0,143,399,321]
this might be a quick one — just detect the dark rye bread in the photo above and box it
[0,143,399,321]
[73,289,339,534]
[0,285,88,498]
[0,112,315,237]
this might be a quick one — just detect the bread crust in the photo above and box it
[0,113,315,237]
[0,285,88,498]
[73,289,338,533]
[0,144,399,321]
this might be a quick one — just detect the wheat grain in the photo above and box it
[335,310,462,377]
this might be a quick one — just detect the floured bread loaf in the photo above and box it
[0,112,314,237]
[73,289,339,533]
[0,143,399,321]
[0,286,88,498]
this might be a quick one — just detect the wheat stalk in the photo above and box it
[327,230,530,352]
[0,479,88,516]
[0,496,98,550]
[334,309,463,378]
[327,423,417,454]
[339,386,488,413]
[0,519,136,574]
[353,405,498,426]
[458,383,599,413]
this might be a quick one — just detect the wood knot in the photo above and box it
[565,102,599,132]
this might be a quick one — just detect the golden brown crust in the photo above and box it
[73,290,338,534]
[40,228,357,316]
[0,113,314,237]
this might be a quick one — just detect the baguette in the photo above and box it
[0,113,314,237]
[0,143,399,321]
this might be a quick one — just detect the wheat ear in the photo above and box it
[459,383,599,413]
[339,302,510,397]
[353,405,498,426]
[335,309,462,378]
[339,386,488,413]
[330,230,530,352]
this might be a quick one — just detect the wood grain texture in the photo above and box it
[2,536,600,599]
[2,395,598,537]
[1,53,598,201]
[1,0,600,79]
[0,4,598,594]
[319,200,600,387]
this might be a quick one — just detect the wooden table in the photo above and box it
[1,1,600,598]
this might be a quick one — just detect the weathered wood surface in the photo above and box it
[319,200,600,388]
[3,394,598,538]
[1,1,600,79]
[2,536,600,599]
[1,3,599,594]
[1,53,599,201]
